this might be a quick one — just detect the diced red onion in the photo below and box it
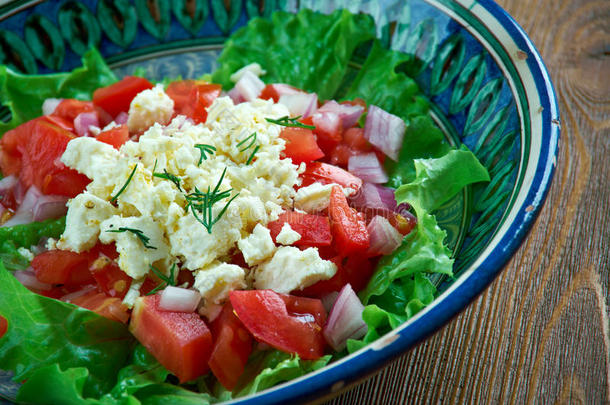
[322,291,339,313]
[364,105,406,161]
[318,100,364,129]
[74,111,100,137]
[278,92,318,118]
[349,182,396,213]
[159,286,201,313]
[0,175,18,194]
[270,83,303,98]
[312,110,341,135]
[42,98,62,115]
[323,284,367,351]
[367,215,403,256]
[60,285,97,303]
[347,152,388,184]
[13,180,25,205]
[0,186,41,227]
[115,111,129,125]
[14,269,53,291]
[230,70,265,103]
[0,203,5,218]
[32,194,69,222]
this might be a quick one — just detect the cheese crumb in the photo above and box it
[127,84,174,133]
[253,246,336,293]
[275,223,301,245]
[194,262,247,306]
[238,224,276,266]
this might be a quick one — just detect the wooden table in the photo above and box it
[327,0,610,403]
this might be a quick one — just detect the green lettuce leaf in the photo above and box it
[0,240,30,271]
[212,9,376,100]
[344,40,429,120]
[394,147,490,212]
[0,49,116,135]
[0,263,134,398]
[0,216,65,249]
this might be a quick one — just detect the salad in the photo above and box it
[0,9,489,404]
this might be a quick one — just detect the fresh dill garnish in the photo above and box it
[110,164,138,203]
[146,263,177,295]
[245,144,260,165]
[106,227,157,250]
[153,169,183,191]
[265,115,315,130]
[185,167,240,234]
[236,132,257,152]
[195,144,216,165]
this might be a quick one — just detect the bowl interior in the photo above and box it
[0,0,558,403]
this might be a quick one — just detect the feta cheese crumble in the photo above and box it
[275,223,301,245]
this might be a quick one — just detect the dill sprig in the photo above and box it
[110,164,138,203]
[146,263,177,295]
[195,144,216,165]
[245,145,260,165]
[236,132,257,152]
[265,115,315,130]
[153,169,183,192]
[106,227,157,250]
[185,167,240,234]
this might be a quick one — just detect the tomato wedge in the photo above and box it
[0,315,7,338]
[52,99,95,122]
[166,80,222,124]
[93,76,154,117]
[96,124,129,149]
[230,290,326,360]
[267,211,332,247]
[301,162,363,191]
[209,303,253,390]
[259,83,303,102]
[31,249,95,286]
[130,294,213,383]
[71,291,130,324]
[328,185,370,256]
[90,257,132,299]
[280,127,324,164]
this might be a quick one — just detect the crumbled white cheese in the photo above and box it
[275,223,301,245]
[127,84,174,133]
[294,182,335,213]
[194,261,246,306]
[17,247,34,261]
[237,223,276,266]
[253,246,337,293]
[58,193,118,252]
[230,63,267,83]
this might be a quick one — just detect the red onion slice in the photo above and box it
[60,285,98,303]
[159,286,201,313]
[32,194,69,222]
[278,92,318,118]
[0,175,18,194]
[347,152,388,184]
[115,111,129,125]
[15,269,53,291]
[367,215,404,256]
[270,83,303,98]
[74,111,100,137]
[231,70,265,103]
[364,105,406,161]
[318,100,364,129]
[0,186,41,227]
[321,291,339,313]
[42,98,62,115]
[349,182,395,212]
[323,283,367,351]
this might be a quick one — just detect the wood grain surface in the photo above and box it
[325,0,610,403]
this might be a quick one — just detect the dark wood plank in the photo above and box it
[325,0,610,403]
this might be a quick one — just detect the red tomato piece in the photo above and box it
[328,186,370,256]
[267,211,332,246]
[259,83,303,102]
[176,269,195,288]
[96,124,129,149]
[230,290,326,360]
[52,99,96,122]
[71,291,130,324]
[90,257,132,299]
[93,76,154,117]
[279,293,327,326]
[280,127,324,164]
[298,254,375,297]
[301,162,363,191]
[130,294,213,383]
[166,80,222,124]
[0,315,7,338]
[31,249,95,286]
[42,169,91,197]
[209,303,253,390]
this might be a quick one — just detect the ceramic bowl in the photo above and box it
[0,0,559,403]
